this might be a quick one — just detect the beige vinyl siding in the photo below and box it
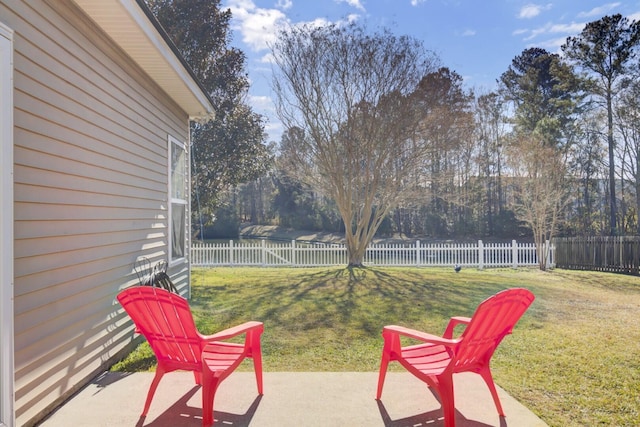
[3,0,192,424]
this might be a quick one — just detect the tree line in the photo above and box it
[147,1,640,267]
[228,14,640,266]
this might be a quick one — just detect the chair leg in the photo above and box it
[252,343,264,395]
[142,367,165,416]
[376,350,391,399]
[479,367,505,416]
[438,376,456,427]
[202,375,221,427]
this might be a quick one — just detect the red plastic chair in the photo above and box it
[117,286,264,426]
[376,288,534,427]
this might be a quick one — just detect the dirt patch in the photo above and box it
[240,225,345,244]
[239,225,423,245]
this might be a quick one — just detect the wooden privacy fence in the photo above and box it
[191,239,551,268]
[554,236,640,275]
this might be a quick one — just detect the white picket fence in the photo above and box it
[191,239,552,268]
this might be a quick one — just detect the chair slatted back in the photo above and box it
[451,288,534,372]
[117,287,202,369]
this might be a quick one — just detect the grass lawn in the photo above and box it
[112,266,640,427]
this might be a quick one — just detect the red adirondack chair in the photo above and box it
[376,287,534,427]
[117,286,264,426]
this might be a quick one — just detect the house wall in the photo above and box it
[1,1,191,425]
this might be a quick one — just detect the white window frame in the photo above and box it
[0,21,14,427]
[168,135,188,264]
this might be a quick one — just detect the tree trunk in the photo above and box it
[636,155,640,235]
[346,237,366,267]
[607,90,618,235]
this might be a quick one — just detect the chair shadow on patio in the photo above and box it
[376,398,507,427]
[135,386,262,427]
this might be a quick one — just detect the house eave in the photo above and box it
[72,0,215,120]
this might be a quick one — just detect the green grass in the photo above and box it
[111,267,640,427]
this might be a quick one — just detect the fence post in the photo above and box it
[478,240,484,270]
[192,243,198,266]
[292,240,296,266]
[261,239,266,266]
[416,240,421,266]
[229,240,234,265]
[512,240,518,269]
[545,240,550,270]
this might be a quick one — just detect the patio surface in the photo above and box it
[37,371,548,427]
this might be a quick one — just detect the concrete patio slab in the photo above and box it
[37,371,548,427]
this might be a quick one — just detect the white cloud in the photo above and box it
[227,0,362,53]
[259,52,275,63]
[411,0,426,6]
[549,22,585,34]
[518,3,552,19]
[335,0,365,12]
[305,17,332,27]
[531,36,570,54]
[249,94,275,111]
[290,14,361,33]
[461,29,476,37]
[577,2,620,18]
[518,19,588,54]
[523,21,585,41]
[227,0,288,51]
[276,0,293,10]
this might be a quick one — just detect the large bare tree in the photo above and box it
[507,136,569,270]
[271,23,439,266]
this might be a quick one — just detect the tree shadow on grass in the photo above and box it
[194,266,512,328]
[189,266,541,370]
[194,266,507,337]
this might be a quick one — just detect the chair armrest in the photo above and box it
[201,321,264,342]
[443,316,471,339]
[383,325,460,347]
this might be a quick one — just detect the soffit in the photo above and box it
[72,0,214,120]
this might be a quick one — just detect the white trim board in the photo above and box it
[0,20,15,427]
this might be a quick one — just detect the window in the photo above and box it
[169,136,187,262]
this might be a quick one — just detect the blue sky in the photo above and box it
[222,0,640,142]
